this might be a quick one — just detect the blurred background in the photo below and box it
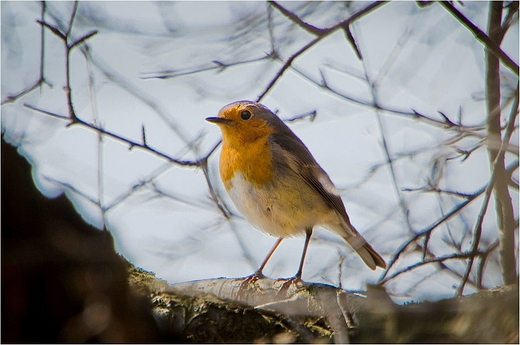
[2,1,518,305]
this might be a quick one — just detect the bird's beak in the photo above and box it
[206,117,231,125]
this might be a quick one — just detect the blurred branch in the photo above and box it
[439,1,519,76]
[103,163,172,212]
[23,103,202,167]
[199,157,232,218]
[43,175,101,207]
[290,62,494,138]
[457,168,496,296]
[257,36,321,101]
[382,243,497,284]
[65,0,79,37]
[140,53,276,80]
[258,1,386,100]
[500,1,519,41]
[381,160,518,284]
[36,17,98,122]
[269,1,326,35]
[483,1,518,287]
[1,2,51,105]
[80,46,195,146]
[285,109,317,122]
[1,79,49,106]
[382,188,484,280]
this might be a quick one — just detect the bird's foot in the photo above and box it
[235,271,265,298]
[275,275,304,297]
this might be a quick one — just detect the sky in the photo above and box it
[2,1,518,303]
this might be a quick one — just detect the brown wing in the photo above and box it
[269,130,356,235]
[269,129,386,270]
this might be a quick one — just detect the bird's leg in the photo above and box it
[294,227,313,280]
[277,228,313,294]
[240,237,283,286]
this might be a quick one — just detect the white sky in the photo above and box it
[2,1,518,303]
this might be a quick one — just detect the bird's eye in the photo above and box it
[240,110,251,120]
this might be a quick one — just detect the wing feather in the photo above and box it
[269,130,356,236]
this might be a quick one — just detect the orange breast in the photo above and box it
[220,136,274,190]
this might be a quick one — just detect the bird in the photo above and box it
[206,101,386,282]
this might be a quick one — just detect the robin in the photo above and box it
[206,101,386,281]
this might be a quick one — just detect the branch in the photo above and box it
[1,3,51,105]
[1,79,49,105]
[68,29,98,50]
[257,1,387,101]
[383,246,497,284]
[380,160,518,283]
[269,1,326,35]
[380,187,485,280]
[439,1,519,76]
[130,266,519,343]
[23,103,202,167]
[36,19,66,40]
[456,179,495,296]
[140,53,275,80]
[257,36,321,101]
[482,1,518,286]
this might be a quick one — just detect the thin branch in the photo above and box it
[380,187,485,280]
[1,79,48,105]
[69,30,98,50]
[140,53,275,80]
[257,1,387,101]
[65,0,79,37]
[456,173,495,296]
[1,3,52,105]
[382,248,495,285]
[80,46,195,146]
[269,1,326,36]
[500,1,519,41]
[439,1,519,76]
[289,62,492,135]
[36,19,66,40]
[343,24,363,60]
[23,103,202,167]
[102,162,172,212]
[285,110,317,123]
[257,36,321,101]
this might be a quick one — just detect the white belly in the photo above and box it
[226,173,335,238]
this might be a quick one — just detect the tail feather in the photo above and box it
[326,217,386,270]
[343,235,386,270]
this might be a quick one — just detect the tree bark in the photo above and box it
[485,1,518,286]
[129,266,519,343]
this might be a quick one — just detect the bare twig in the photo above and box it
[23,103,202,167]
[439,1,519,76]
[257,1,387,101]
[80,47,194,146]
[140,54,275,80]
[383,244,498,285]
[1,2,51,105]
[257,36,321,101]
[380,187,485,281]
[456,173,495,296]
[285,110,317,122]
[1,79,48,105]
[500,1,519,41]
[65,1,79,37]
[269,1,326,36]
